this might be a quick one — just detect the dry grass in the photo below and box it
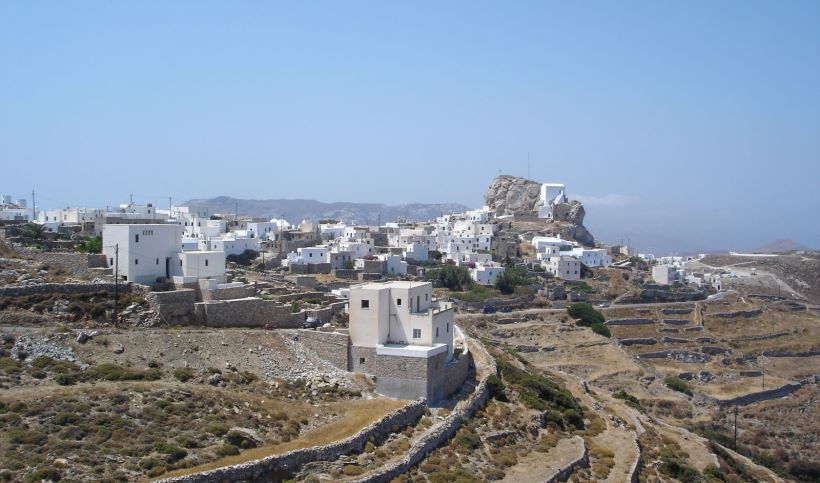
[163,398,407,478]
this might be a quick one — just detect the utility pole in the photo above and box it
[234,201,238,227]
[527,152,531,179]
[169,196,172,218]
[733,406,738,450]
[31,189,36,221]
[113,244,119,328]
[761,358,765,390]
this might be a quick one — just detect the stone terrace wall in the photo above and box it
[661,307,693,315]
[0,282,135,298]
[159,401,426,483]
[544,437,589,483]
[717,380,811,407]
[205,285,256,301]
[146,289,196,325]
[19,251,103,279]
[298,329,350,370]
[352,336,496,483]
[196,298,303,328]
[627,438,642,483]
[605,318,654,326]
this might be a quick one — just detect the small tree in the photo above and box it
[77,236,102,254]
[567,303,605,326]
[427,264,472,291]
[20,223,47,240]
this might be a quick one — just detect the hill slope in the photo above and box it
[184,196,469,224]
[753,239,811,253]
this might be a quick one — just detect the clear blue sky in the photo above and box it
[1,1,818,253]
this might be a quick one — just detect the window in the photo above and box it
[446,323,449,333]
[436,327,439,337]
[396,298,402,306]
[156,258,159,265]
[412,329,421,339]
[425,293,428,301]
[361,299,370,309]
[205,259,209,266]
[180,260,183,266]
[109,258,113,265]
[135,234,139,242]
[135,259,139,265]
[359,357,366,365]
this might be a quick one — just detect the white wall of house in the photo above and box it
[348,281,453,359]
[471,265,504,286]
[103,224,182,285]
[176,251,225,283]
[543,256,581,281]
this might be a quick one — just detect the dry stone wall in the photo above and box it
[0,282,135,298]
[159,400,426,483]
[606,318,655,326]
[298,329,350,370]
[717,379,811,407]
[146,289,196,325]
[544,437,589,482]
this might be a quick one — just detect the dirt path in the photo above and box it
[500,435,584,483]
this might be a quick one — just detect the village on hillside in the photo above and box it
[0,176,818,482]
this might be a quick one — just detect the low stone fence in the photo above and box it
[276,291,325,303]
[289,263,332,274]
[661,307,693,315]
[712,308,763,319]
[663,318,690,325]
[663,336,689,344]
[627,438,642,483]
[298,329,350,370]
[620,338,657,346]
[761,349,820,358]
[352,336,496,483]
[333,269,362,280]
[729,331,789,343]
[544,436,589,482]
[605,318,655,326]
[0,282,135,298]
[717,379,811,407]
[17,250,105,278]
[159,400,426,483]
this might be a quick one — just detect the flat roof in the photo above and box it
[376,343,447,358]
[354,280,432,291]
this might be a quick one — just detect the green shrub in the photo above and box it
[788,460,820,481]
[25,466,61,483]
[153,441,187,462]
[426,264,472,291]
[567,303,604,326]
[456,430,481,450]
[173,367,194,382]
[216,444,240,456]
[175,435,200,448]
[612,390,642,411]
[665,376,693,396]
[341,465,363,476]
[54,373,77,386]
[54,412,80,426]
[659,454,700,482]
[590,322,611,338]
[8,428,47,445]
[206,422,228,436]
[486,374,506,400]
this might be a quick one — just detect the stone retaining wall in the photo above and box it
[544,437,589,482]
[620,338,657,346]
[717,380,810,407]
[729,331,789,343]
[661,307,693,315]
[351,336,496,483]
[761,350,820,357]
[627,438,642,483]
[29,251,104,278]
[146,289,196,325]
[712,308,763,318]
[663,318,690,325]
[605,318,655,326]
[0,282,134,298]
[205,285,256,301]
[196,298,303,328]
[298,329,350,370]
[159,400,426,483]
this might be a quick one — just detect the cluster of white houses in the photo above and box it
[7,180,624,289]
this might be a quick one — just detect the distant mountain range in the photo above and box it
[184,196,470,224]
[753,239,812,253]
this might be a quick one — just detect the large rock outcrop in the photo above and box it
[485,175,595,246]
[485,176,542,216]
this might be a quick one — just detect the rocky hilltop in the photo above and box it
[485,175,594,246]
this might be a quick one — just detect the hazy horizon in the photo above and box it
[2,2,818,254]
